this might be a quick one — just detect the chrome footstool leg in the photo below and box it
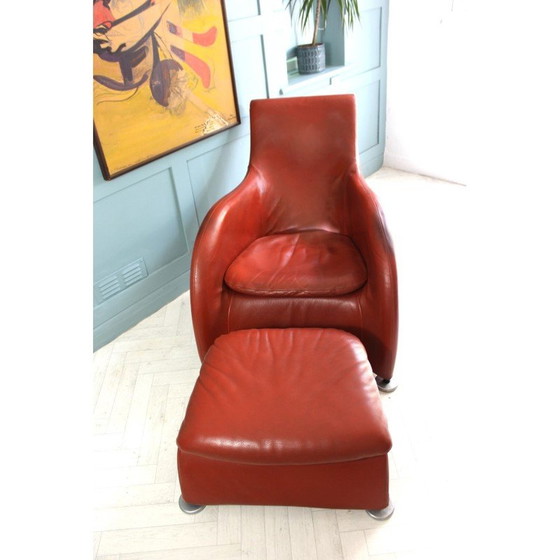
[179,496,206,514]
[366,500,394,520]
[376,376,398,393]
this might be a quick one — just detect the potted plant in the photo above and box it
[286,0,360,74]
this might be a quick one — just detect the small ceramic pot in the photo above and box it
[296,43,326,74]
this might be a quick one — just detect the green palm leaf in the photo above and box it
[286,0,361,45]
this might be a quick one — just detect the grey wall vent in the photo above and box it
[95,258,148,303]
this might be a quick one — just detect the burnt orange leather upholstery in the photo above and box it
[177,328,392,509]
[190,94,398,382]
[225,231,367,297]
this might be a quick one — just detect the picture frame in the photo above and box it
[93,0,240,180]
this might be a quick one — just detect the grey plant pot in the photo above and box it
[296,43,326,74]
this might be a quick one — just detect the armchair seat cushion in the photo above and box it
[224,230,367,297]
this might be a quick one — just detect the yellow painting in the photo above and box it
[93,0,240,179]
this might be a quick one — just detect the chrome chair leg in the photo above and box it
[179,496,206,514]
[366,500,394,520]
[376,376,398,393]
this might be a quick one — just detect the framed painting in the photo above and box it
[93,0,240,180]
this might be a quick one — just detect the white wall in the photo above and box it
[384,1,559,188]
[384,0,469,184]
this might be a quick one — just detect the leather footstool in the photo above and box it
[176,328,393,518]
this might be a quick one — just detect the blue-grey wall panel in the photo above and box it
[346,6,382,71]
[229,34,269,115]
[188,135,251,221]
[94,254,189,326]
[94,169,187,283]
[354,79,381,154]
[93,263,190,348]
[225,0,259,20]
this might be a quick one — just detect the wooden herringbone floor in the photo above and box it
[93,168,519,559]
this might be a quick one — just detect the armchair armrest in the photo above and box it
[345,171,399,378]
[190,166,266,359]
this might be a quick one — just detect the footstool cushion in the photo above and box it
[177,328,392,510]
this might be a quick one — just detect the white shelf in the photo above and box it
[279,65,346,95]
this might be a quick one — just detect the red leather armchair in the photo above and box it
[190,94,398,387]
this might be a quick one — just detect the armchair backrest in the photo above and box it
[249,94,358,233]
